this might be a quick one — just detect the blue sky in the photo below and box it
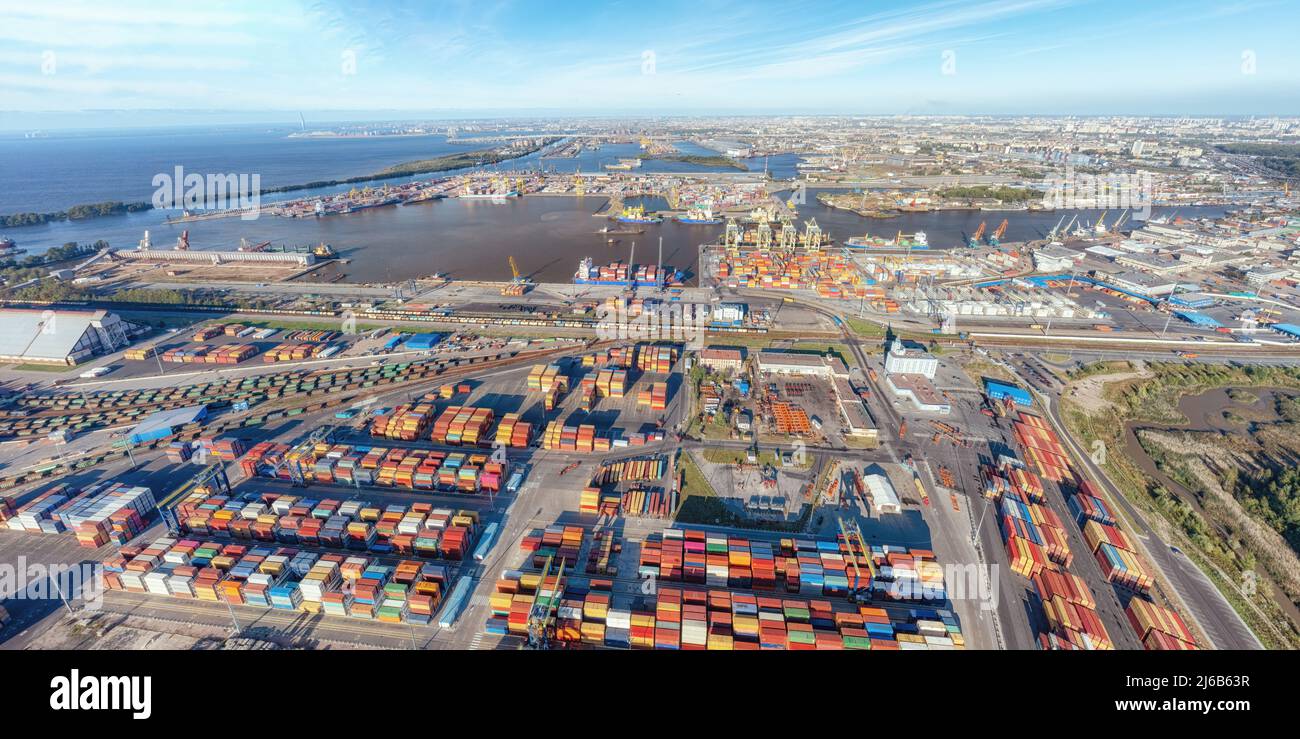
[0,0,1297,124]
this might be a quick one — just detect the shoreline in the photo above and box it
[0,138,557,231]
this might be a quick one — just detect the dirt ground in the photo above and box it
[1064,362,1153,415]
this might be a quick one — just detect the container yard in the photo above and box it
[483,525,965,650]
[5,17,1295,719]
[102,534,453,625]
[241,438,508,496]
[172,489,481,561]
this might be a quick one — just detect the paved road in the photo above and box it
[1037,392,1263,650]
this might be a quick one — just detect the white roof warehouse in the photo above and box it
[0,309,131,366]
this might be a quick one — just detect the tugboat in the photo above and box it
[614,205,662,224]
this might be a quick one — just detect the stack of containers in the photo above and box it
[239,441,288,477]
[494,413,533,449]
[591,456,667,484]
[617,488,675,518]
[430,406,495,446]
[165,441,193,463]
[594,369,627,399]
[526,364,568,393]
[576,424,596,453]
[1127,598,1197,650]
[371,402,436,441]
[1069,479,1117,525]
[59,483,155,547]
[577,379,596,412]
[198,437,246,462]
[7,485,72,533]
[1012,412,1074,483]
[201,345,257,365]
[1093,540,1155,591]
[636,345,677,374]
[579,487,601,514]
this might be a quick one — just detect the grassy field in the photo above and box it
[960,358,1017,383]
[844,316,886,338]
[674,451,812,532]
[9,363,75,373]
[673,452,727,524]
[1061,360,1300,649]
[788,342,859,369]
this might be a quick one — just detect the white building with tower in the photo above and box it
[884,339,938,379]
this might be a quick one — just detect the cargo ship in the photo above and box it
[0,237,23,258]
[574,257,683,287]
[675,205,722,225]
[844,231,928,250]
[604,158,643,171]
[459,189,519,199]
[614,205,662,224]
[460,181,520,199]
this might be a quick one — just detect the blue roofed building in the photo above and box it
[404,333,443,351]
[1271,323,1300,340]
[1173,310,1222,328]
[984,379,1033,406]
[128,405,208,444]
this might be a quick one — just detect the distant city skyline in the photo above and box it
[2,0,1299,130]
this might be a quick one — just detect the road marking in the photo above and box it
[468,632,485,650]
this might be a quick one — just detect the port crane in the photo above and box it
[1046,214,1066,241]
[1093,210,1108,234]
[989,219,1008,246]
[526,554,566,649]
[969,221,986,248]
[836,517,874,602]
[158,463,233,534]
[1111,208,1130,233]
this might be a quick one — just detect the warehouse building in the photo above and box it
[0,308,132,366]
[884,339,937,379]
[1174,310,1222,329]
[1270,323,1300,341]
[885,373,950,414]
[403,333,444,351]
[863,472,902,515]
[128,405,209,444]
[697,347,745,374]
[985,379,1033,406]
[832,377,877,441]
[756,351,850,378]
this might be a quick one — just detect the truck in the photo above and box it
[506,469,525,493]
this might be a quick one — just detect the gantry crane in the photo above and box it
[837,517,875,602]
[527,554,566,649]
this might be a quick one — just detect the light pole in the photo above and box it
[50,571,75,616]
[223,598,243,636]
